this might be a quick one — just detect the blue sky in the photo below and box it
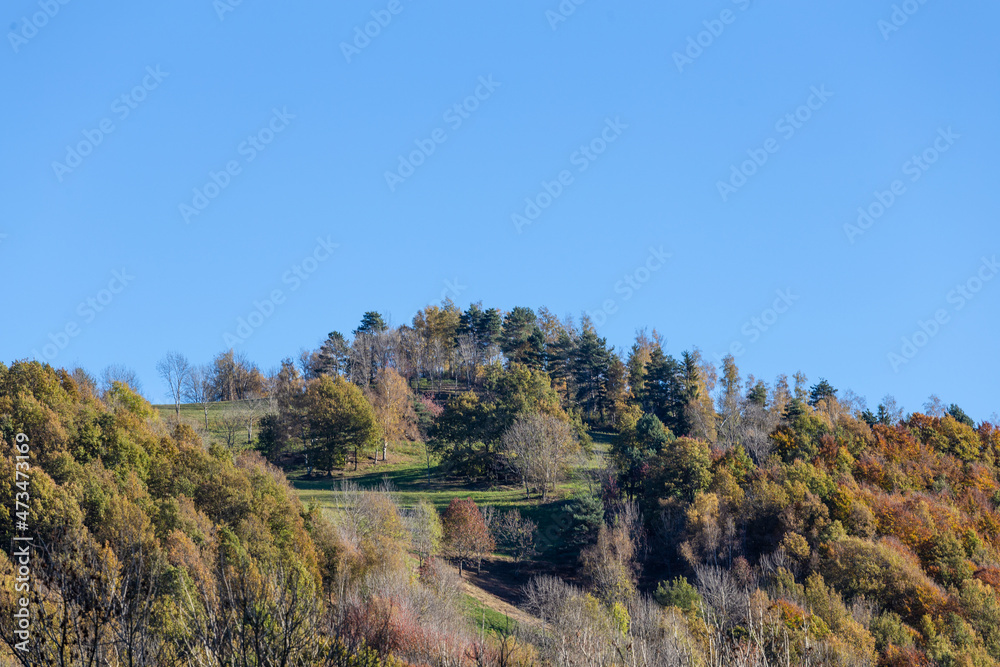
[2,0,998,419]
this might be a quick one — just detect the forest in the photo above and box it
[2,300,999,666]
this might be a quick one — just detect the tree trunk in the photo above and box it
[203,405,209,429]
[354,446,358,471]
[382,439,387,462]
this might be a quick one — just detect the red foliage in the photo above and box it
[442,497,494,573]
[418,394,444,418]
[880,645,932,667]
[974,567,1000,593]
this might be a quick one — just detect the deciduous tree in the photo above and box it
[442,498,494,575]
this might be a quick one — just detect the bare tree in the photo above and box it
[217,404,244,448]
[500,414,579,501]
[740,400,778,465]
[156,351,191,418]
[923,394,946,417]
[70,367,98,397]
[100,363,143,396]
[183,364,214,429]
[494,510,537,567]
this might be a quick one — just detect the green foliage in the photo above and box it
[654,576,701,613]
[563,493,604,549]
[646,436,711,502]
[610,412,673,497]
[300,374,382,473]
[808,378,838,408]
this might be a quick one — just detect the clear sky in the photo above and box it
[2,0,998,420]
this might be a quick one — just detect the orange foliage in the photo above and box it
[881,645,931,667]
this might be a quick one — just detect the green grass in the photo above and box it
[464,595,517,636]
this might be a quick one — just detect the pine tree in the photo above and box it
[573,327,611,422]
[808,378,838,408]
[500,306,545,370]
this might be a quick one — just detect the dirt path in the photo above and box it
[461,578,539,629]
[451,560,541,629]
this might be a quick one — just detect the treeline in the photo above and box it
[7,299,1000,666]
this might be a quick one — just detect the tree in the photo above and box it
[316,331,351,376]
[642,346,686,435]
[573,326,611,422]
[923,395,946,417]
[610,412,673,499]
[156,351,192,418]
[500,413,579,500]
[564,493,605,549]
[494,510,537,567]
[647,437,712,502]
[209,349,264,401]
[948,403,975,427]
[366,367,418,462]
[876,394,905,425]
[100,364,143,396]
[351,312,392,388]
[500,306,545,370]
[683,348,717,442]
[408,501,443,565]
[355,311,388,335]
[183,364,214,429]
[299,375,382,473]
[442,497,494,575]
[808,378,838,408]
[715,355,742,450]
[458,303,503,374]
[580,511,640,603]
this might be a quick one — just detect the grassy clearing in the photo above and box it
[463,594,518,636]
[152,400,269,445]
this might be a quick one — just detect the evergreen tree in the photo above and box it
[499,306,545,370]
[643,347,686,436]
[546,329,577,404]
[563,493,605,549]
[573,327,611,422]
[808,378,838,408]
[317,331,350,376]
[747,380,768,407]
[948,403,975,427]
[355,311,388,335]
